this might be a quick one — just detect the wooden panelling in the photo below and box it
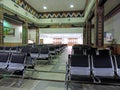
[3,43,22,46]
[104,44,119,55]
[116,44,120,54]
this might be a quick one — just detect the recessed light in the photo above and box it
[70,5,74,8]
[43,6,47,9]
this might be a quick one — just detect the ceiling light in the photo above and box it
[43,6,47,9]
[70,5,74,8]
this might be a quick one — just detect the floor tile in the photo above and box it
[33,72,65,81]
[46,86,65,90]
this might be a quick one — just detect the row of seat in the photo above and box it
[0,45,65,86]
[65,54,120,90]
[72,49,110,55]
[72,44,91,50]
[0,52,26,86]
[0,46,18,53]
[22,45,66,64]
[29,46,51,64]
[0,44,66,64]
[0,44,66,54]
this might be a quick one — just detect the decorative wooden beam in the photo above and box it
[87,21,92,45]
[95,0,104,47]
[83,25,87,45]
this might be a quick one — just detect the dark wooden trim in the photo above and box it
[4,13,25,24]
[39,10,84,14]
[95,6,104,47]
[87,21,92,45]
[105,4,120,21]
[24,0,39,14]
[88,11,94,21]
[28,23,39,29]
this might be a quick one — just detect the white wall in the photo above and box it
[113,12,120,44]
[104,12,120,44]
[28,29,36,43]
[40,27,83,34]
[39,28,83,44]
[4,24,22,43]
[40,33,83,44]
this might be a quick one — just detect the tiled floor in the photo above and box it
[32,72,65,81]
[0,46,120,90]
[0,47,68,90]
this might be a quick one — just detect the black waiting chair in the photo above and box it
[98,49,110,55]
[69,55,91,76]
[66,55,91,90]
[92,55,114,83]
[11,46,18,53]
[21,46,30,55]
[29,47,39,66]
[30,47,39,60]
[38,46,51,64]
[49,45,57,58]
[0,46,5,52]
[26,47,37,70]
[72,49,85,55]
[86,48,97,55]
[114,55,120,77]
[55,45,61,55]
[4,46,11,52]
[7,53,26,86]
[0,52,9,69]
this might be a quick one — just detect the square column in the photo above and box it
[22,20,28,44]
[95,0,104,47]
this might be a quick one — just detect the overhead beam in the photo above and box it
[84,0,96,21]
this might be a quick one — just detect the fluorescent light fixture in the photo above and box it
[43,6,47,9]
[70,5,74,8]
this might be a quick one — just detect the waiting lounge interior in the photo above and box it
[0,0,120,90]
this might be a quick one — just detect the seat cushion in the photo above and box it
[39,54,49,59]
[93,68,114,77]
[8,63,24,71]
[30,53,39,58]
[70,67,90,76]
[0,62,8,69]
[117,69,120,77]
